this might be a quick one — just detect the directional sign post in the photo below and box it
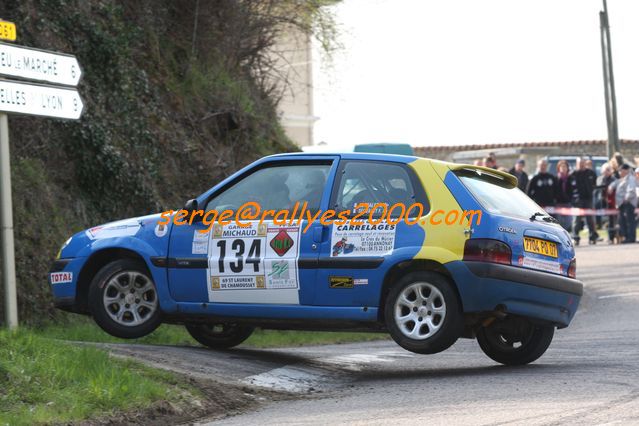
[0,42,82,86]
[0,25,85,329]
[0,80,84,119]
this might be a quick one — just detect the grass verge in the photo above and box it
[0,329,201,426]
[39,316,388,348]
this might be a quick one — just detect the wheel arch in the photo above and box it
[75,248,151,312]
[378,259,463,322]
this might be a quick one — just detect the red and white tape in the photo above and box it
[543,206,639,216]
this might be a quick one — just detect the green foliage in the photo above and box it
[0,329,196,425]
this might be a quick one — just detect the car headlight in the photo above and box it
[56,237,72,259]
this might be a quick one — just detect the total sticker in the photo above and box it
[50,272,73,284]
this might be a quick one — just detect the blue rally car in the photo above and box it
[50,153,583,365]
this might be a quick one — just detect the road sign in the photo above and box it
[0,42,82,86]
[0,21,16,42]
[0,35,85,329]
[0,79,83,119]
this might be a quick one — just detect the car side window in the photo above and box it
[206,163,331,213]
[333,161,423,217]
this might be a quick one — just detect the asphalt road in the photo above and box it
[104,243,639,425]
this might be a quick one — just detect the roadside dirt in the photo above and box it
[74,376,294,425]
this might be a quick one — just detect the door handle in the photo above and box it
[312,226,323,243]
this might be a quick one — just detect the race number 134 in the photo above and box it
[215,238,261,274]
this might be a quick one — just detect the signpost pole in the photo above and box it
[0,112,18,329]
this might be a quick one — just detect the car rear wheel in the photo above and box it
[384,271,463,354]
[476,317,554,365]
[88,259,161,339]
[185,323,254,349]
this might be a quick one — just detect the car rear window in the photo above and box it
[455,168,543,220]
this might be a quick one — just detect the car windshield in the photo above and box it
[455,169,545,220]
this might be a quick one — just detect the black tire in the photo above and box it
[384,271,463,354]
[185,323,255,349]
[477,317,554,365]
[88,259,162,339]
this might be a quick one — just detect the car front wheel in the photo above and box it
[384,271,464,354]
[476,317,554,365]
[185,323,255,349]
[88,259,161,339]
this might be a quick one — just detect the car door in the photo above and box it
[314,159,427,307]
[167,157,338,306]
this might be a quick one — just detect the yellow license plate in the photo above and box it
[524,237,558,258]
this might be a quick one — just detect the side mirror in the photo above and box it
[184,198,198,213]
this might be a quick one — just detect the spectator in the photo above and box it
[527,159,557,207]
[583,158,599,225]
[555,160,572,231]
[488,152,498,169]
[597,163,617,243]
[484,156,497,169]
[610,157,620,178]
[509,159,529,192]
[611,152,625,178]
[609,164,637,243]
[569,157,599,245]
[473,159,484,166]
[584,158,597,187]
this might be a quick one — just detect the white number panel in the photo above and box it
[206,222,301,304]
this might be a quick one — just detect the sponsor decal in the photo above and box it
[86,219,140,240]
[269,230,294,257]
[330,222,395,257]
[329,276,354,289]
[211,276,265,290]
[266,259,297,289]
[50,272,73,284]
[154,223,168,238]
[192,230,209,254]
[192,241,208,255]
[518,256,561,274]
[354,278,368,286]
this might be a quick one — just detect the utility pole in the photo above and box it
[599,0,620,158]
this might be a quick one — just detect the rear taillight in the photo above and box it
[568,258,577,278]
[463,239,512,265]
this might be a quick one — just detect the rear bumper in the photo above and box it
[445,260,583,327]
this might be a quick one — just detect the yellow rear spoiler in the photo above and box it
[447,164,519,188]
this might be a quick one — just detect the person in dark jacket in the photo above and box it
[509,159,529,192]
[527,159,557,207]
[569,157,599,245]
[555,160,572,231]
